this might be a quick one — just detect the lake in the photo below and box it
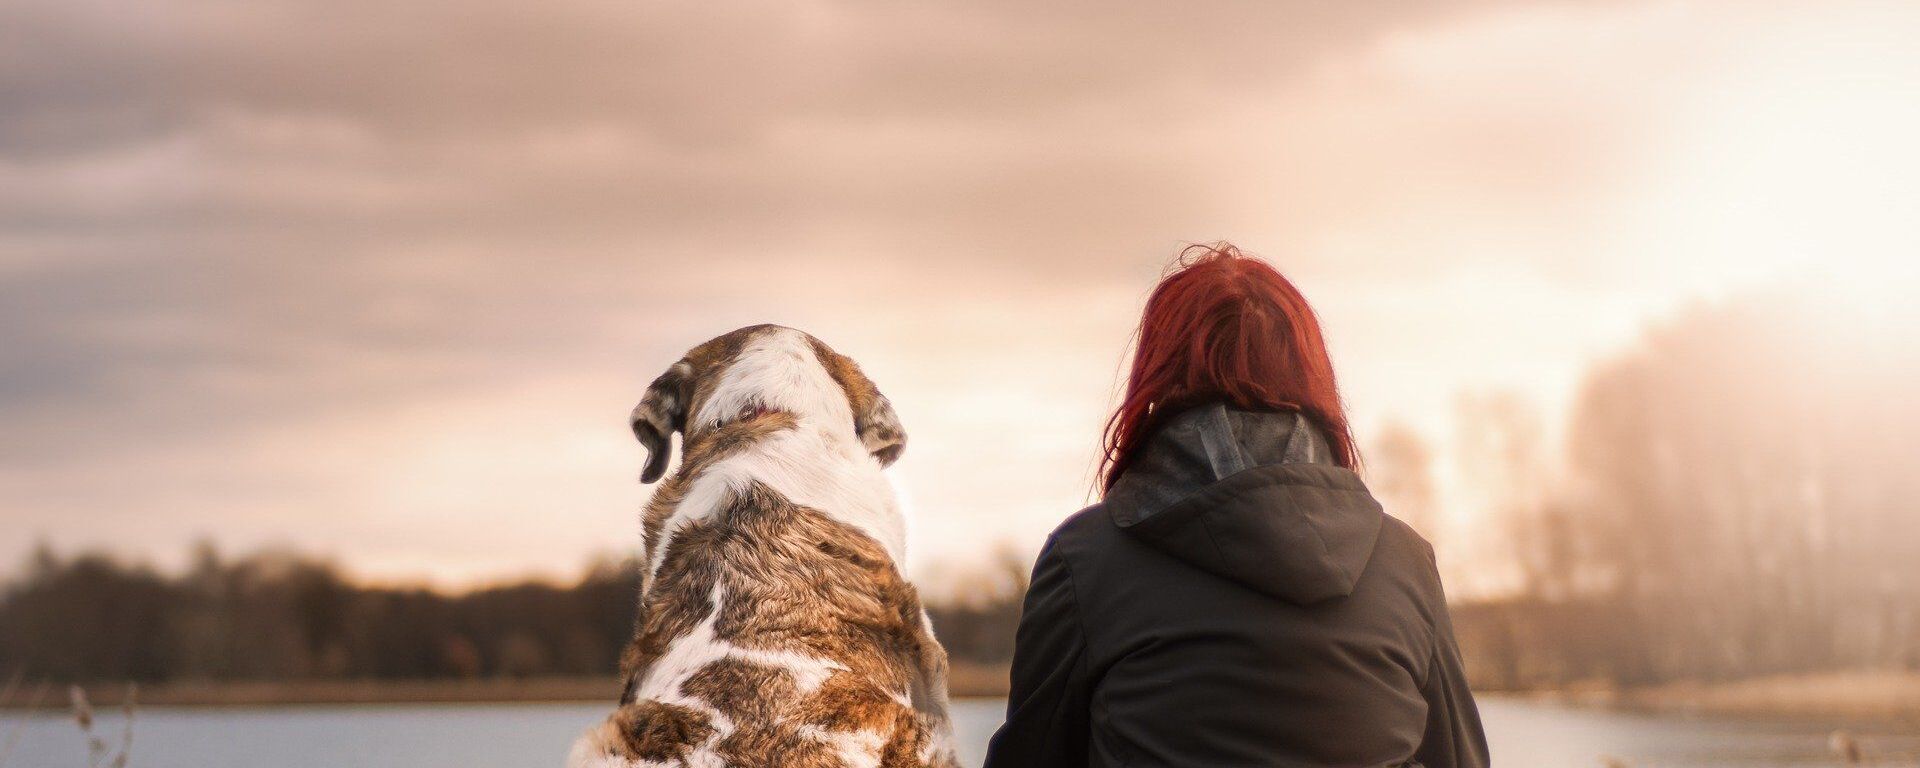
[3,696,1914,767]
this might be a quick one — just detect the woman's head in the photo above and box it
[1100,243,1357,492]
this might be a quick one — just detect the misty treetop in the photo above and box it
[1449,292,1920,687]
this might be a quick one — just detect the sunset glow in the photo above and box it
[4,0,1917,595]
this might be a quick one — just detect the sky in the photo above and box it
[3,0,1917,591]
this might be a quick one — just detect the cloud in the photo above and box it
[3,1,1482,147]
[8,0,1915,583]
[0,0,1524,440]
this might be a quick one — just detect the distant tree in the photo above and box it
[0,549,178,682]
[1559,294,1920,681]
[1368,420,1441,543]
[0,546,645,684]
[924,545,1029,665]
[1453,392,1573,600]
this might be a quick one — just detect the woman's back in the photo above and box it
[983,405,1487,767]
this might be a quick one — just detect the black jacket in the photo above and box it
[983,404,1489,768]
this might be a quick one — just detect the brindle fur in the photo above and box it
[623,484,950,767]
[580,326,957,768]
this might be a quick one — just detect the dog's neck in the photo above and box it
[687,404,860,450]
[645,407,905,590]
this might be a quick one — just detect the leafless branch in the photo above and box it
[107,685,135,768]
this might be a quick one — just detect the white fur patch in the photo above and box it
[647,425,905,583]
[568,582,872,768]
[694,327,857,439]
[643,330,905,586]
[822,724,888,768]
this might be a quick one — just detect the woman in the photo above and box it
[983,245,1489,768]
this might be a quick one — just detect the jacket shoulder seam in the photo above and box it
[1051,536,1093,649]
[1415,532,1445,690]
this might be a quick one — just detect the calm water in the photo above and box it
[3,696,1914,767]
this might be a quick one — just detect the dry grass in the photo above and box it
[0,673,137,768]
[68,683,136,768]
[1619,672,1920,728]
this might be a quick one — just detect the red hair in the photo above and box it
[1099,243,1357,492]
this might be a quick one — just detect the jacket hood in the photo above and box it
[1106,403,1384,604]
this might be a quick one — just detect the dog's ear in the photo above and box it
[855,390,906,467]
[631,361,693,484]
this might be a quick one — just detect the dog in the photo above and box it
[569,324,959,768]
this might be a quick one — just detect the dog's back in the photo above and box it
[571,326,957,768]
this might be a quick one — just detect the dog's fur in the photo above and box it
[569,325,959,768]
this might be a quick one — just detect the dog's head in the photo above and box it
[629,324,905,483]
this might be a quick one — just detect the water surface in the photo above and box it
[3,696,1912,767]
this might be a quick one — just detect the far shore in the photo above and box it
[8,668,1918,730]
[1513,671,1920,729]
[0,662,1014,709]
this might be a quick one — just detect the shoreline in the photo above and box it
[1488,671,1920,730]
[9,669,1918,730]
[0,662,1015,710]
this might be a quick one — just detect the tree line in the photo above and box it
[1442,292,1920,687]
[0,542,1026,685]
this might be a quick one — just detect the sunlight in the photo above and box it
[1622,8,1920,317]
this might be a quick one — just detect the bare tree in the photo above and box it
[1557,294,1920,681]
[1454,392,1574,600]
[1369,420,1442,544]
